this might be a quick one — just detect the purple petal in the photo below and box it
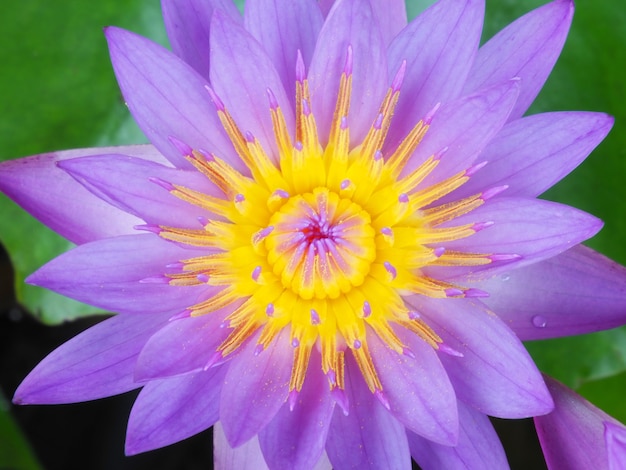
[368,0,408,46]
[59,154,223,229]
[210,11,295,162]
[244,0,323,107]
[258,351,334,470]
[27,234,209,314]
[535,375,626,470]
[321,0,409,39]
[386,0,484,149]
[369,329,458,445]
[13,313,168,404]
[318,0,333,17]
[463,0,574,120]
[105,27,240,170]
[125,367,225,455]
[313,454,333,470]
[451,112,614,200]
[135,304,237,380]
[161,0,241,79]
[409,400,508,470]
[410,296,554,418]
[219,329,292,446]
[0,146,163,244]
[216,427,332,470]
[325,352,411,470]
[217,430,332,470]
[399,80,519,187]
[478,245,626,340]
[308,0,388,146]
[606,422,626,470]
[214,422,270,470]
[435,197,603,279]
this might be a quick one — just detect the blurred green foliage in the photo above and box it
[0,0,165,323]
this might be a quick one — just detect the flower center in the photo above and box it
[151,49,504,406]
[266,188,376,300]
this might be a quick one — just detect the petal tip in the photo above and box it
[13,377,44,406]
[602,112,616,128]
[103,25,122,41]
[12,389,26,405]
[124,438,143,457]
[24,271,42,287]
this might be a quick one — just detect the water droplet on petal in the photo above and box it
[532,315,547,328]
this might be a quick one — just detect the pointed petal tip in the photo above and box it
[124,438,144,457]
[24,270,43,287]
[54,158,71,171]
[288,389,299,411]
[542,0,575,23]
[11,376,49,406]
[536,394,556,417]
[205,85,225,111]
[167,135,193,157]
[12,372,72,406]
[330,387,350,416]
[527,375,556,417]
[295,49,306,82]
[223,428,253,449]
[593,112,615,134]
[12,386,28,405]
[588,217,605,238]
[343,44,354,76]
[423,102,441,125]
[103,25,125,42]
[390,60,407,92]
[266,87,279,110]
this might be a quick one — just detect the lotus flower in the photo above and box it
[3,0,626,468]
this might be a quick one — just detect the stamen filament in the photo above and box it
[156,48,502,402]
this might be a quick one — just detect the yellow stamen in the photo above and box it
[157,53,500,399]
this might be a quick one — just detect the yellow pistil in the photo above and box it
[156,53,499,401]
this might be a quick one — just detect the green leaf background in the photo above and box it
[1,0,626,462]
